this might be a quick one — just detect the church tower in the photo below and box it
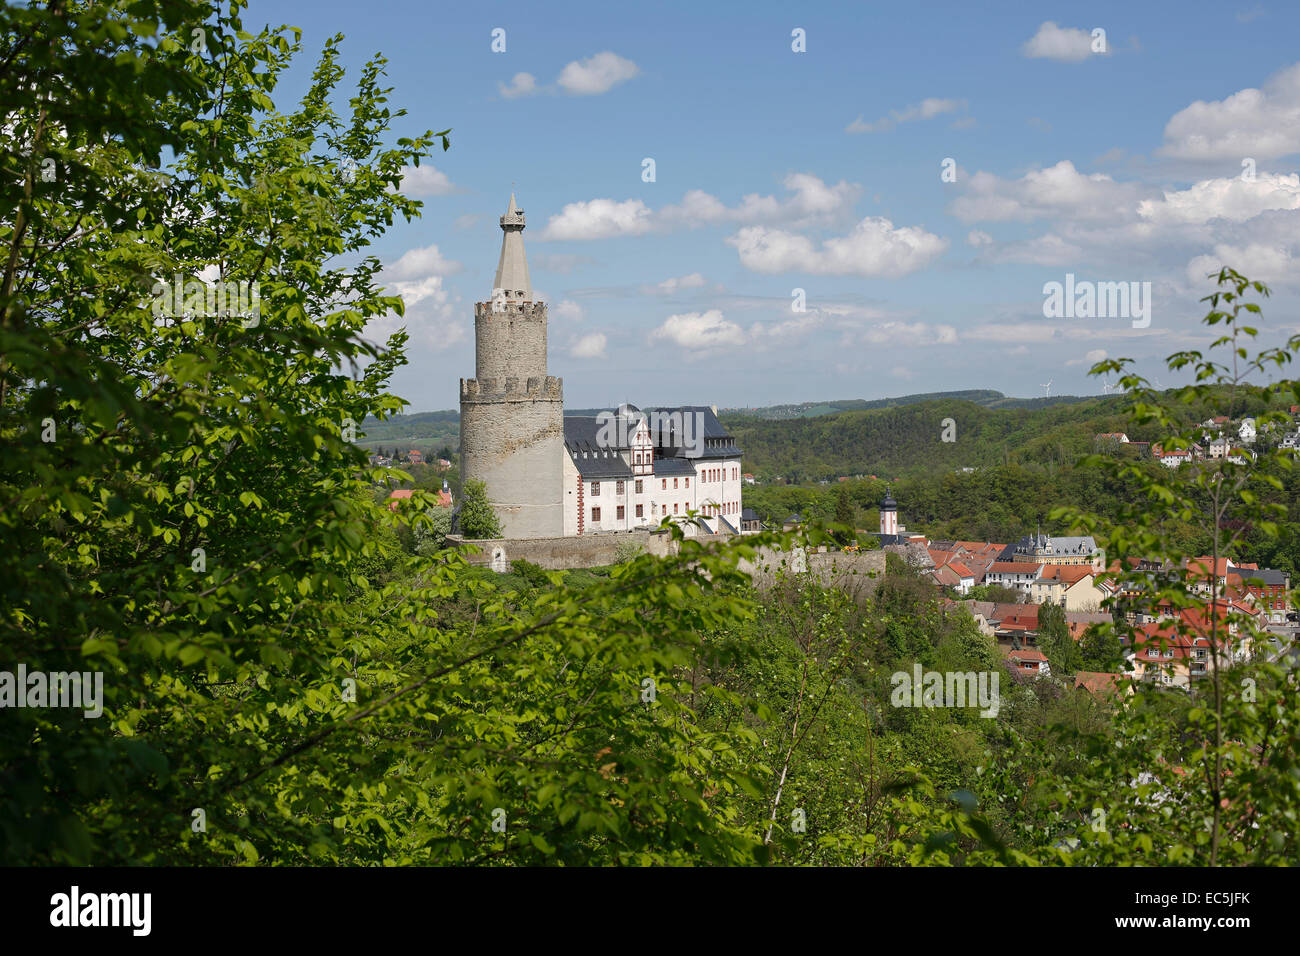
[459,194,564,538]
[880,489,898,537]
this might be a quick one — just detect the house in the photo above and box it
[1095,432,1130,444]
[1205,435,1232,459]
[1230,567,1289,623]
[742,473,756,485]
[436,458,452,471]
[1074,671,1126,698]
[1004,645,1050,678]
[407,450,425,466]
[386,489,415,511]
[1238,418,1256,444]
[1029,564,1108,611]
[985,561,1045,595]
[739,507,763,533]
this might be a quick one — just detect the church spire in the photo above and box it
[493,192,531,302]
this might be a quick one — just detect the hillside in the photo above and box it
[718,390,1099,419]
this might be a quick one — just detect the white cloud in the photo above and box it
[658,173,861,230]
[570,332,608,358]
[655,310,746,349]
[398,165,457,196]
[383,244,460,281]
[855,320,958,347]
[554,299,585,321]
[949,161,1147,223]
[543,173,860,240]
[1138,172,1300,224]
[1160,63,1300,160]
[846,97,965,134]
[1186,242,1296,284]
[1022,22,1103,62]
[967,230,994,247]
[556,52,639,95]
[498,72,538,99]
[540,198,653,239]
[642,272,707,295]
[1067,348,1109,367]
[727,217,948,277]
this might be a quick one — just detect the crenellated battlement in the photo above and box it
[461,375,563,402]
[475,299,547,320]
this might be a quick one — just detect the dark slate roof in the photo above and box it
[1242,567,1288,586]
[741,507,760,522]
[564,416,609,454]
[642,405,742,460]
[576,456,633,479]
[652,457,696,476]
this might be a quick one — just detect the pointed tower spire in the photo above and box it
[493,192,531,302]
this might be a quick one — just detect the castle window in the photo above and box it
[592,507,601,522]
[684,477,689,488]
[635,480,643,494]
[617,506,625,520]
[591,481,600,496]
[616,481,625,495]
[673,478,679,489]
[673,503,679,514]
[662,479,667,490]
[635,504,643,518]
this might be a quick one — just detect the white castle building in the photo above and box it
[563,404,745,535]
[460,195,744,538]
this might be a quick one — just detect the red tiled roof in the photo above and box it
[990,561,1042,574]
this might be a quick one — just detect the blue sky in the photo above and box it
[255,0,1300,411]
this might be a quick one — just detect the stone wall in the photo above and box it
[448,533,886,601]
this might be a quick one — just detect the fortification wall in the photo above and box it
[447,533,886,601]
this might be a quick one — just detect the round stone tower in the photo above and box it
[459,194,564,538]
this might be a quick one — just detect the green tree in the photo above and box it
[1037,603,1082,676]
[458,479,503,540]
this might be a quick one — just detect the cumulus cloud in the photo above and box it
[540,198,653,239]
[1022,22,1104,62]
[570,332,608,358]
[726,217,948,277]
[557,51,640,95]
[1186,242,1296,284]
[1159,62,1300,160]
[498,72,538,99]
[398,165,457,196]
[541,173,861,239]
[655,310,746,349]
[846,97,965,134]
[967,230,994,247]
[382,244,461,281]
[1138,172,1300,224]
[554,299,585,321]
[657,173,861,230]
[948,160,1147,223]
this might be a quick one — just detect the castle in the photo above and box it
[460,195,744,539]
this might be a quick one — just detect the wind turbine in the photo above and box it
[1102,381,1117,396]
[1040,380,1053,398]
